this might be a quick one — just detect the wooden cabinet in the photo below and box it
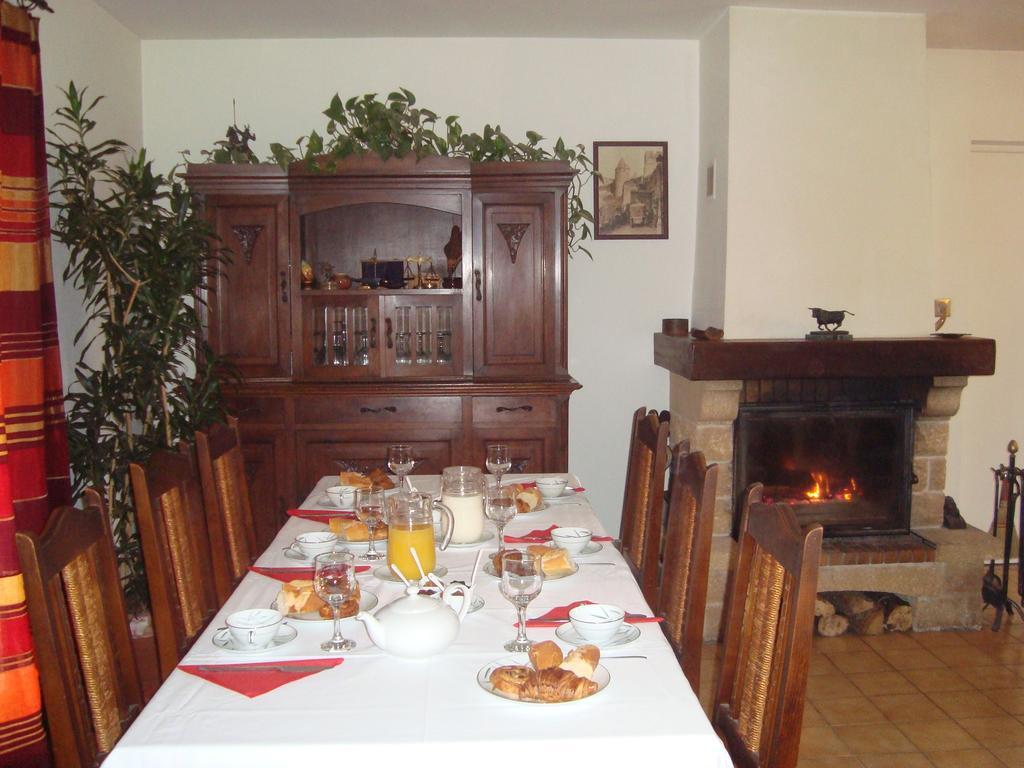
[187,158,579,524]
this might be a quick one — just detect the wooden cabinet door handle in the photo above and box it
[279,270,288,303]
[385,318,393,349]
[370,318,377,348]
[496,405,533,413]
[360,405,397,414]
[474,269,482,302]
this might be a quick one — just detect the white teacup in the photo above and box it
[226,608,283,650]
[550,527,592,555]
[295,531,338,559]
[325,485,356,507]
[568,603,625,645]
[535,477,569,499]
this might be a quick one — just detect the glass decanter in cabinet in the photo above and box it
[380,294,462,378]
[302,295,379,379]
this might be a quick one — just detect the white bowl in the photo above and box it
[535,477,569,499]
[295,531,338,559]
[226,608,283,650]
[325,485,356,507]
[550,527,592,555]
[568,603,625,645]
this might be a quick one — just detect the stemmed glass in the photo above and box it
[313,551,357,652]
[387,444,415,490]
[500,551,544,652]
[355,487,385,560]
[486,444,511,487]
[485,484,517,549]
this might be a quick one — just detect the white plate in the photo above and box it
[517,501,548,514]
[272,589,379,622]
[555,622,640,648]
[574,541,604,556]
[211,624,298,654]
[372,565,449,583]
[544,489,585,505]
[482,560,578,581]
[477,654,610,704]
[444,530,495,549]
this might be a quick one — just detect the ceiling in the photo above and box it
[93,0,1024,49]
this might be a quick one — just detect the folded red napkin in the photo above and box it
[287,508,356,524]
[504,525,614,544]
[517,482,585,492]
[521,600,664,628]
[180,658,344,698]
[249,565,370,581]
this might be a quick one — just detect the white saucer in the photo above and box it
[212,624,298,654]
[373,565,449,583]
[482,560,578,581]
[518,501,548,514]
[574,542,604,556]
[555,622,641,648]
[272,589,379,621]
[315,495,354,511]
[444,530,495,548]
[477,654,609,704]
[544,489,585,505]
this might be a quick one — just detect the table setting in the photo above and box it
[104,448,731,768]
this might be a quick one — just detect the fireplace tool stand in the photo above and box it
[983,440,1023,631]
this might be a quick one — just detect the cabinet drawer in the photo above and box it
[472,396,556,424]
[226,396,286,425]
[295,396,461,425]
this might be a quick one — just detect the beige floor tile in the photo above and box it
[914,632,972,650]
[926,749,1005,768]
[967,666,1024,692]
[986,688,1024,716]
[848,671,918,697]
[929,690,1008,719]
[833,724,918,755]
[864,632,921,652]
[817,635,872,655]
[816,696,888,726]
[870,693,948,723]
[903,667,975,693]
[858,753,932,768]
[895,719,981,752]
[802,703,828,729]
[831,651,896,675]
[929,645,1002,669]
[991,745,1024,767]
[876,649,946,670]
[800,726,856,758]
[808,674,864,702]
[798,757,865,768]
[811,653,842,677]
[986,644,1024,666]
[957,716,1024,748]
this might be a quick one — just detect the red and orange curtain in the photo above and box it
[1,2,71,766]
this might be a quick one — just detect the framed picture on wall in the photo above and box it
[592,141,668,240]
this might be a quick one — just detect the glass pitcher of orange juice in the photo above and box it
[386,493,453,581]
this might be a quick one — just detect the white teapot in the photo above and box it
[356,583,470,659]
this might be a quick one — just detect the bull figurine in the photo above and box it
[809,307,854,333]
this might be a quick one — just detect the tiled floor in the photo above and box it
[698,611,1024,767]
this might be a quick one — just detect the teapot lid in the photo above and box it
[386,586,445,615]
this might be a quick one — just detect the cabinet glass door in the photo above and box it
[300,295,379,379]
[381,295,462,378]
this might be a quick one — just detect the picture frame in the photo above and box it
[592,141,668,240]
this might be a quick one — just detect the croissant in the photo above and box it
[535,667,598,702]
[489,665,538,700]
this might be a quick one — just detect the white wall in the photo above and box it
[140,38,700,531]
[39,0,141,384]
[928,49,1024,527]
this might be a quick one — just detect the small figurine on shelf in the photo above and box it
[300,260,315,289]
[404,259,418,289]
[443,225,463,289]
[319,262,336,289]
[422,261,442,289]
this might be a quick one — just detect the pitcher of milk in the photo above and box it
[441,466,485,544]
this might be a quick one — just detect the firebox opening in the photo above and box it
[734,403,915,537]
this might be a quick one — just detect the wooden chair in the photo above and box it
[193,416,258,603]
[130,449,219,681]
[712,497,823,768]
[617,406,670,604]
[16,503,145,768]
[656,446,719,692]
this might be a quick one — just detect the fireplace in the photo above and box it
[734,403,914,536]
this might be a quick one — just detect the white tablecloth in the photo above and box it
[105,475,731,767]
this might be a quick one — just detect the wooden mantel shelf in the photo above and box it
[653,333,996,381]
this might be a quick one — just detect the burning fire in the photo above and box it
[803,472,858,503]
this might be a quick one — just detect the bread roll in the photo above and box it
[367,468,395,490]
[528,640,564,671]
[489,665,537,700]
[560,645,600,679]
[338,471,372,490]
[279,579,360,618]
[526,545,575,578]
[514,487,543,514]
[490,549,510,576]
[329,518,387,541]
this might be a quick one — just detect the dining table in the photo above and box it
[104,473,732,767]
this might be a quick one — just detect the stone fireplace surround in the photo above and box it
[654,333,1001,639]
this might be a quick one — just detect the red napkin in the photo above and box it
[504,525,613,544]
[287,508,356,524]
[180,658,344,698]
[521,600,665,628]
[518,482,586,492]
[248,565,370,581]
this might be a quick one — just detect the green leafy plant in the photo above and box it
[48,82,232,612]
[205,89,596,258]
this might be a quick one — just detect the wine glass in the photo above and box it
[387,444,415,490]
[500,551,543,652]
[485,484,517,549]
[355,487,385,560]
[313,551,357,652]
[486,444,512,487]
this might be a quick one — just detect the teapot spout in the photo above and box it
[356,611,386,650]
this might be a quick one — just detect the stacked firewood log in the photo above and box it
[815,592,913,636]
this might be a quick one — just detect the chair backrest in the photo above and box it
[618,407,670,599]
[193,416,257,603]
[656,446,719,692]
[130,449,219,681]
[713,494,823,768]
[16,503,145,768]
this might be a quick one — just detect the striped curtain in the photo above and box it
[1,3,71,766]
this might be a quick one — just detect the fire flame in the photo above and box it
[803,471,859,503]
